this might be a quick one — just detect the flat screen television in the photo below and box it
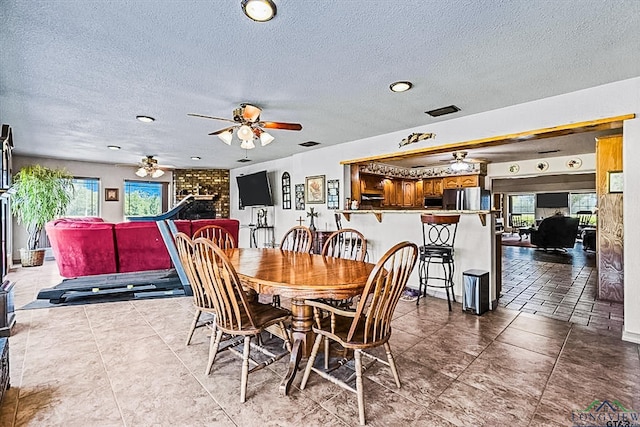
[536,192,569,208]
[236,170,273,206]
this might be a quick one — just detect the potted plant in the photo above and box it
[11,165,73,267]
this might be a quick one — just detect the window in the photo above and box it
[66,177,100,217]
[570,192,597,224]
[124,180,166,217]
[509,194,535,224]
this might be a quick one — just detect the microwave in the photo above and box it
[424,196,443,209]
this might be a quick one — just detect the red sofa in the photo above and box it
[45,218,239,278]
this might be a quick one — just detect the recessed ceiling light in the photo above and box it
[191,156,201,160]
[389,81,413,93]
[237,158,252,163]
[425,105,460,117]
[299,141,320,147]
[107,145,121,150]
[136,115,155,123]
[242,0,276,22]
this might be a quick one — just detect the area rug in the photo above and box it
[501,234,536,248]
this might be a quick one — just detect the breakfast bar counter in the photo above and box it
[337,209,500,308]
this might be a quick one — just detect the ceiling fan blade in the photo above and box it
[188,113,236,123]
[242,104,262,122]
[260,121,303,131]
[208,126,237,136]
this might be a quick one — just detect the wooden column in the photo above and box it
[595,134,623,302]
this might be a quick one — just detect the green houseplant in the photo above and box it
[11,165,73,266]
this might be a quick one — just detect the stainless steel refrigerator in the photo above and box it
[443,187,490,210]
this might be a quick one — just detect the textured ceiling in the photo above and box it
[1,0,639,170]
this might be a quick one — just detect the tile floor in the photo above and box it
[499,245,624,332]
[0,259,638,426]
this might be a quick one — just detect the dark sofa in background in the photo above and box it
[45,218,239,278]
[530,214,580,251]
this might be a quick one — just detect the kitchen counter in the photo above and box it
[337,209,501,309]
[337,209,496,225]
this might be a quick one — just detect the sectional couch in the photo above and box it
[45,217,239,278]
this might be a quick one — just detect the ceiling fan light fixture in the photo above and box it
[389,81,413,92]
[237,124,254,141]
[450,161,470,172]
[135,167,148,177]
[151,168,165,178]
[240,139,256,150]
[260,131,274,146]
[218,130,233,145]
[242,0,276,22]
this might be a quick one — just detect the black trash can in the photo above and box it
[462,269,489,315]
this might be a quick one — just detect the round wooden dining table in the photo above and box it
[224,248,376,395]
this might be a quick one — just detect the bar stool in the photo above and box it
[417,214,460,310]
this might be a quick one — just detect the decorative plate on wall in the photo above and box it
[566,158,582,169]
[536,161,549,172]
[508,164,520,174]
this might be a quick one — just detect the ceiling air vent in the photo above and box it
[299,141,320,147]
[237,158,252,163]
[425,105,460,117]
[537,149,561,154]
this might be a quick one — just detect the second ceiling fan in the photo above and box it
[188,104,302,149]
[441,151,487,171]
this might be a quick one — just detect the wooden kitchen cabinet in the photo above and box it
[360,173,384,194]
[394,180,403,206]
[423,178,443,195]
[382,179,396,207]
[414,180,424,207]
[442,174,483,189]
[402,181,415,207]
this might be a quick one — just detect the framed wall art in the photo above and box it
[281,171,291,210]
[327,179,339,209]
[295,184,305,210]
[608,170,623,193]
[305,175,325,204]
[105,188,119,201]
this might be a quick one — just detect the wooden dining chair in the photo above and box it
[192,237,292,403]
[322,228,367,261]
[320,228,368,308]
[174,232,216,347]
[192,224,236,249]
[280,225,313,253]
[300,241,418,426]
[274,225,313,306]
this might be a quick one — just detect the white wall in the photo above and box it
[230,76,640,343]
[11,156,173,259]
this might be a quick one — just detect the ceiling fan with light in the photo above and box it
[441,151,486,172]
[188,104,302,149]
[134,155,167,178]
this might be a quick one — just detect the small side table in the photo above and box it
[311,230,334,254]
[249,225,275,248]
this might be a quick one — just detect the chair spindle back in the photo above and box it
[192,237,257,332]
[280,226,313,253]
[348,241,418,344]
[321,228,367,261]
[192,225,236,249]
